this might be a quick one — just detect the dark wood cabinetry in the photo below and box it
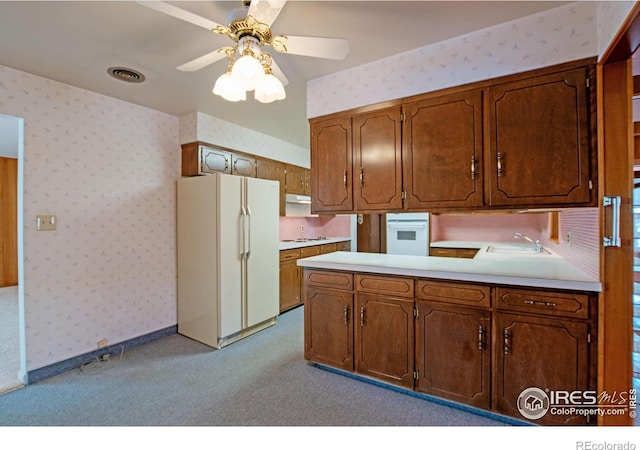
[416,302,491,408]
[308,58,596,214]
[487,67,593,207]
[404,90,484,209]
[303,269,597,425]
[310,117,353,213]
[304,270,354,371]
[285,164,311,196]
[353,107,403,211]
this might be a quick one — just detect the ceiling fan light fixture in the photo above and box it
[255,72,286,103]
[213,71,246,102]
[231,53,265,91]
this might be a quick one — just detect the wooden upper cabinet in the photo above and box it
[285,164,310,195]
[310,117,353,213]
[403,90,484,209]
[487,67,593,207]
[353,106,403,211]
[231,152,257,177]
[199,146,232,175]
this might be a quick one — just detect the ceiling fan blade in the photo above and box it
[270,58,289,87]
[248,0,287,27]
[137,1,222,31]
[279,35,349,60]
[177,49,227,72]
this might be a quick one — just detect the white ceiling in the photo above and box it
[0,1,571,149]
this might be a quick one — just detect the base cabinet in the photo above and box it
[416,302,491,409]
[303,269,597,425]
[355,293,415,389]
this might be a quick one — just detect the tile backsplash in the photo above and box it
[280,215,351,241]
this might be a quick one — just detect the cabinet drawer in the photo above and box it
[356,274,414,297]
[304,269,354,291]
[337,241,351,251]
[495,287,589,319]
[320,243,338,254]
[415,280,491,308]
[300,245,321,258]
[280,248,300,262]
[429,247,479,259]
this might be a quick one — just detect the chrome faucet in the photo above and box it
[514,232,542,253]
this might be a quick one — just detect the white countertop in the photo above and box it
[297,241,602,292]
[279,237,351,251]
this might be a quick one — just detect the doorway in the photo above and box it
[0,113,25,393]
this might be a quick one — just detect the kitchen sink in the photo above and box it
[486,245,551,255]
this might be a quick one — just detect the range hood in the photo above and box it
[285,194,316,217]
[285,194,311,204]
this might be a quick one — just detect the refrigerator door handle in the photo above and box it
[240,205,247,259]
[246,206,252,259]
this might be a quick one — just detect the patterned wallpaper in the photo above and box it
[0,65,180,370]
[596,1,636,56]
[180,111,310,168]
[307,1,598,118]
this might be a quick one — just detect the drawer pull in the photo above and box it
[478,325,485,350]
[503,329,510,355]
[523,299,557,308]
[344,305,349,324]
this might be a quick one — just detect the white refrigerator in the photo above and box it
[177,173,279,349]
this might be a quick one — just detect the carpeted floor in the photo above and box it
[0,285,20,392]
[0,305,509,427]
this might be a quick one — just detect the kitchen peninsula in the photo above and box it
[298,245,600,426]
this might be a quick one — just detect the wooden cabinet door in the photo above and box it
[353,106,403,211]
[231,153,256,177]
[304,286,354,371]
[257,158,286,215]
[200,146,232,174]
[285,164,307,195]
[354,293,414,389]
[310,117,353,213]
[415,302,490,409]
[403,90,484,209]
[495,312,592,425]
[279,259,301,312]
[487,67,593,207]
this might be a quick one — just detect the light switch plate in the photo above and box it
[36,214,57,231]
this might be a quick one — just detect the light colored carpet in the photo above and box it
[0,306,507,426]
[0,285,20,392]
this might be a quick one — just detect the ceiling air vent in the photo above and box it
[107,67,145,83]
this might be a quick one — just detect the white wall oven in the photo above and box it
[386,213,429,256]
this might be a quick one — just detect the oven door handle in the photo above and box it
[388,224,426,229]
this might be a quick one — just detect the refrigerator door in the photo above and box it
[218,174,244,338]
[244,176,280,328]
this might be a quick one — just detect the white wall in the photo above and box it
[307,1,598,118]
[0,64,180,371]
[180,111,310,168]
[0,114,20,158]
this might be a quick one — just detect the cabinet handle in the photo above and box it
[503,329,510,355]
[478,325,485,350]
[603,196,622,248]
[343,170,348,188]
[471,156,477,180]
[360,307,365,326]
[344,305,349,324]
[497,152,504,177]
[359,168,364,187]
[523,299,557,308]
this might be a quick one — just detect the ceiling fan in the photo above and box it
[138,0,350,103]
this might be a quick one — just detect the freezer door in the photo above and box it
[245,177,280,327]
[218,174,244,338]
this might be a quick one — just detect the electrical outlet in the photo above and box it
[566,232,572,248]
[97,339,108,349]
[300,225,304,232]
[36,214,57,231]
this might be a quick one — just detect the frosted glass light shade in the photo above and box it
[255,73,286,103]
[213,72,246,102]
[231,54,264,91]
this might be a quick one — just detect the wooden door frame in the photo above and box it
[597,2,640,426]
